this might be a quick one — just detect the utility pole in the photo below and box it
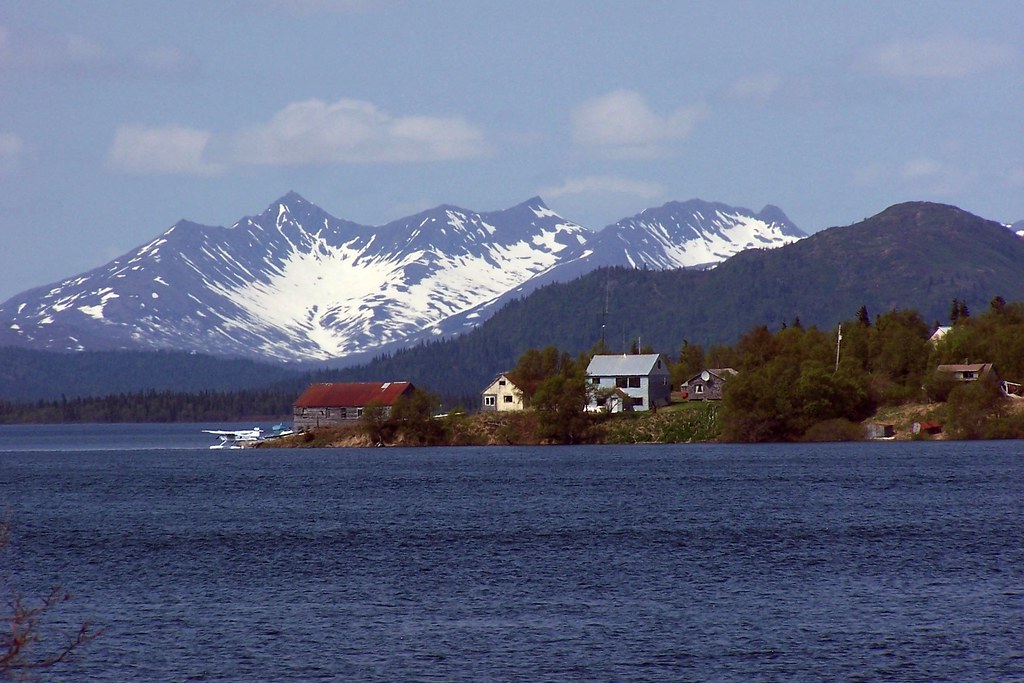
[834,323,842,374]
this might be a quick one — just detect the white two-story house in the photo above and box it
[585,354,672,412]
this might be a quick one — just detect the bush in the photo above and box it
[801,418,865,442]
[922,370,958,402]
[944,375,1006,439]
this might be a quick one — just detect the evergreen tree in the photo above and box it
[857,305,870,326]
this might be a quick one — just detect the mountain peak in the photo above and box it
[278,190,309,205]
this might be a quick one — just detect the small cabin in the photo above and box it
[935,363,994,382]
[681,368,738,401]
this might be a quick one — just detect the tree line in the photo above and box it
[457,297,1024,443]
[5,297,1024,442]
[0,388,295,424]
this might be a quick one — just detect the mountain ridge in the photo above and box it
[0,193,798,363]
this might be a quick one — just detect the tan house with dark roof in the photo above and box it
[481,373,526,412]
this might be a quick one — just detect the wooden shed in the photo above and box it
[293,381,415,430]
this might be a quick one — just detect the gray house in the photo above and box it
[586,354,672,412]
[681,368,738,401]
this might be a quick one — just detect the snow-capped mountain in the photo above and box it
[0,193,803,363]
[436,200,805,328]
[574,199,804,270]
[1009,220,1024,238]
[0,193,589,362]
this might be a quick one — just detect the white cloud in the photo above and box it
[539,175,663,201]
[728,72,782,103]
[0,24,197,78]
[571,90,708,159]
[858,36,1017,79]
[853,156,975,197]
[108,98,490,174]
[107,125,223,175]
[232,98,490,165]
[0,133,24,174]
[901,158,944,179]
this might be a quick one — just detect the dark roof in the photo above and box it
[294,382,414,408]
[936,363,993,374]
[682,368,739,384]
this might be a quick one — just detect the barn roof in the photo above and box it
[294,382,414,408]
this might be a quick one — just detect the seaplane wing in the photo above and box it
[202,427,263,443]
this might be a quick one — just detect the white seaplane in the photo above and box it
[202,424,295,449]
[202,427,264,449]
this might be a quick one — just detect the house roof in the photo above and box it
[682,368,739,384]
[936,363,993,375]
[481,372,526,395]
[586,353,666,376]
[294,382,413,408]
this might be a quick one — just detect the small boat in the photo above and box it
[203,427,264,449]
[269,423,296,438]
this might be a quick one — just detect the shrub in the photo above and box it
[944,375,1006,439]
[922,370,958,402]
[801,418,865,442]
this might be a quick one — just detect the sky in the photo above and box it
[2,0,1022,302]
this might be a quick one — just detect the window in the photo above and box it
[616,377,628,388]
[499,379,506,386]
[695,385,704,394]
[628,376,641,388]
[339,407,348,419]
[635,397,644,406]
[962,371,975,380]
[503,395,514,403]
[591,377,600,384]
[484,395,496,406]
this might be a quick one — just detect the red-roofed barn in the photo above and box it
[293,381,415,429]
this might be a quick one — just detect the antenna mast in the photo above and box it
[600,278,609,345]
[834,323,842,374]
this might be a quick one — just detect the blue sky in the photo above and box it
[2,0,1022,302]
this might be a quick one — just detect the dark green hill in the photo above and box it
[0,347,299,401]
[702,200,1024,337]
[326,201,1024,403]
[5,201,1022,409]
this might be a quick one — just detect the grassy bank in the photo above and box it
[264,401,721,448]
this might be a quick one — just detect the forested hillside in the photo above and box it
[324,202,1024,401]
[0,348,299,401]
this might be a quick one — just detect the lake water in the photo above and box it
[1,424,1022,681]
